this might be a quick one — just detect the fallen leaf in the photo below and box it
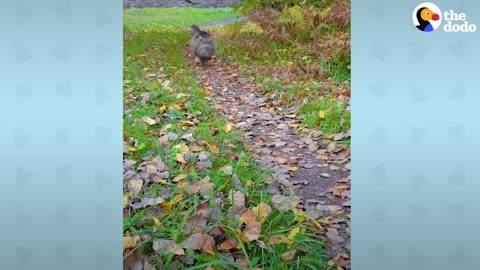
[275,157,288,164]
[129,197,164,210]
[243,222,261,241]
[320,173,331,178]
[288,227,300,241]
[142,117,157,125]
[146,164,157,174]
[328,205,342,212]
[235,229,251,244]
[240,209,257,224]
[209,143,220,154]
[174,153,187,164]
[123,235,140,250]
[332,185,350,196]
[219,165,233,175]
[223,123,233,133]
[235,259,249,267]
[182,215,208,234]
[183,233,204,250]
[267,235,291,245]
[123,195,128,209]
[190,145,203,152]
[202,234,216,256]
[288,167,298,172]
[127,179,143,196]
[172,174,188,182]
[281,249,297,261]
[271,194,300,211]
[220,238,241,250]
[153,239,185,255]
[252,203,271,222]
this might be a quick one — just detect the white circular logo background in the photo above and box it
[412,3,442,31]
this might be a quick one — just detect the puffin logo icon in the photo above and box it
[413,3,442,32]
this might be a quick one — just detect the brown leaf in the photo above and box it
[190,145,203,152]
[202,234,216,256]
[243,222,262,241]
[146,164,157,174]
[152,239,185,255]
[220,238,241,250]
[275,157,288,164]
[281,249,297,261]
[182,215,208,234]
[267,235,291,245]
[332,185,350,196]
[235,259,249,267]
[209,144,220,154]
[229,190,246,210]
[183,233,205,250]
[240,209,257,224]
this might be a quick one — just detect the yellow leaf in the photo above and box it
[123,235,140,250]
[153,217,161,226]
[173,194,183,203]
[128,146,137,152]
[328,260,335,267]
[173,144,189,154]
[174,153,187,164]
[160,202,174,209]
[182,120,195,126]
[159,104,167,111]
[123,195,128,209]
[319,110,327,119]
[288,227,300,241]
[172,174,187,182]
[252,203,272,222]
[223,123,233,133]
[288,167,298,172]
[143,117,157,125]
[180,182,188,189]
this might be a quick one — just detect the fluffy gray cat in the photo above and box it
[190,25,216,66]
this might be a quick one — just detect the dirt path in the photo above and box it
[189,55,351,263]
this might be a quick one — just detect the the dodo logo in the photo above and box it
[413,2,477,33]
[413,3,441,32]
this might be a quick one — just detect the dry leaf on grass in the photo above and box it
[243,222,262,241]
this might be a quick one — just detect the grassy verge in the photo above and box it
[124,7,239,30]
[123,10,331,270]
[212,2,351,139]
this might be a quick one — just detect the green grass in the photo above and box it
[124,7,239,30]
[123,8,331,270]
[299,97,350,136]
